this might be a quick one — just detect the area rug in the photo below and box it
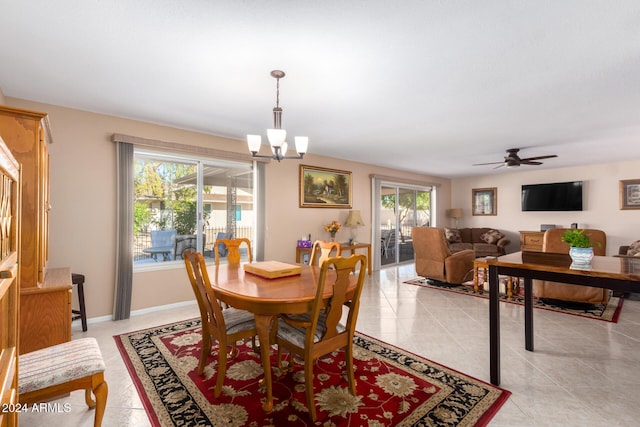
[404,277,623,323]
[115,318,511,426]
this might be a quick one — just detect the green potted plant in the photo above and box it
[561,229,599,267]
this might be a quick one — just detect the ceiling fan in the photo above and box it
[473,148,558,169]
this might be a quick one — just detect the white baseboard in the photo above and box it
[72,300,198,326]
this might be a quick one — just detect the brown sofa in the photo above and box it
[412,227,475,284]
[444,227,510,258]
[618,241,640,257]
[533,228,610,304]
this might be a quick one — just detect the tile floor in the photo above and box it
[20,263,640,426]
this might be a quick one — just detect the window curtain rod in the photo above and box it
[369,173,442,189]
[112,133,270,163]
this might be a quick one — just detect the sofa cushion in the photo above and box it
[449,242,473,253]
[444,228,462,243]
[628,240,640,256]
[473,243,501,257]
[458,228,473,243]
[480,229,505,245]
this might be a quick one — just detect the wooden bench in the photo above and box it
[18,337,108,427]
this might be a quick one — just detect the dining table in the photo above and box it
[208,262,358,412]
[488,251,640,386]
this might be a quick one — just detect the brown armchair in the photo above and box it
[412,227,475,284]
[533,228,610,304]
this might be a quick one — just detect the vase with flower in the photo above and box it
[324,220,341,242]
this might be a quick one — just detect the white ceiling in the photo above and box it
[1,1,639,178]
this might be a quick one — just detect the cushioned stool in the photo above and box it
[19,337,108,427]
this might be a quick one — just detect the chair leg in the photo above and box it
[84,387,96,408]
[228,342,239,359]
[276,343,285,370]
[251,336,260,355]
[92,375,108,427]
[198,333,211,375]
[304,357,317,421]
[345,343,356,395]
[214,344,228,398]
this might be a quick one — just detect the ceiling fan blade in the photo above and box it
[520,160,543,165]
[492,163,506,169]
[521,154,558,161]
[473,161,507,166]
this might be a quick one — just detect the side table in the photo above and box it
[474,257,520,298]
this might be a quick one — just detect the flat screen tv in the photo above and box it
[521,181,583,211]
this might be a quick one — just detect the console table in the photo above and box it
[296,242,372,275]
[519,231,544,252]
[487,251,640,386]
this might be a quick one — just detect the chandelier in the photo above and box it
[247,70,308,161]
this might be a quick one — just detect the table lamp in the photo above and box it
[447,208,463,228]
[344,210,365,244]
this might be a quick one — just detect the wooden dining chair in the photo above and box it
[276,254,367,421]
[183,249,258,397]
[214,237,253,264]
[309,240,341,267]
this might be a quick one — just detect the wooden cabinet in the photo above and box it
[19,268,72,354]
[520,231,545,252]
[0,106,51,287]
[0,105,71,355]
[0,136,20,427]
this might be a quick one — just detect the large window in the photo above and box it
[133,149,254,267]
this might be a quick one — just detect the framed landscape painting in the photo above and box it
[472,187,497,216]
[620,179,640,210]
[299,165,352,208]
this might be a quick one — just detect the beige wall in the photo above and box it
[5,97,449,319]
[451,162,640,255]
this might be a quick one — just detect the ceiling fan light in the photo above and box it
[267,128,286,147]
[247,134,262,152]
[294,136,308,154]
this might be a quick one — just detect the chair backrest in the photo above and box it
[309,240,341,267]
[183,249,225,339]
[383,230,397,254]
[411,227,452,281]
[174,234,199,260]
[214,238,253,264]
[309,254,367,346]
[542,228,606,255]
[215,232,229,257]
[151,229,177,247]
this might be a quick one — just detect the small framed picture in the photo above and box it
[619,179,640,210]
[472,187,497,216]
[299,165,352,208]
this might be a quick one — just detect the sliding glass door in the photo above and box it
[377,183,433,268]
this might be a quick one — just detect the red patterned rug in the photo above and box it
[404,277,623,322]
[115,318,510,426]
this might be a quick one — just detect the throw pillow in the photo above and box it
[627,240,640,257]
[480,229,505,245]
[444,228,462,243]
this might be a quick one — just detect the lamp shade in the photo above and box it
[447,208,463,219]
[294,136,308,154]
[247,134,262,152]
[345,210,364,227]
[267,128,286,147]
